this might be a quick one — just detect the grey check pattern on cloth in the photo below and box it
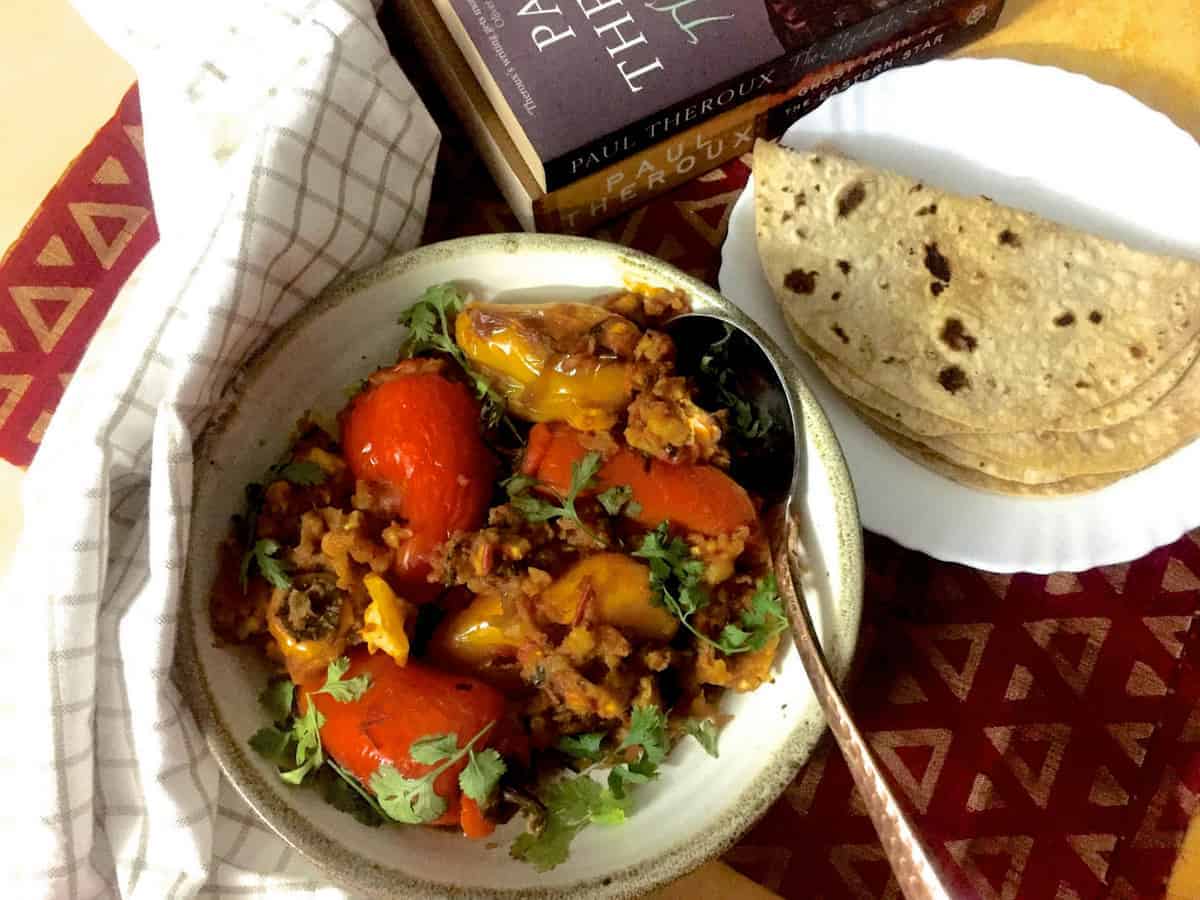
[1,1,437,896]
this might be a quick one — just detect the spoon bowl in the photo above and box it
[666,311,951,900]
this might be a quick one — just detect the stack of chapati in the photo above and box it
[753,139,1200,495]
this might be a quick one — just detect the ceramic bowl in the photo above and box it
[178,233,864,899]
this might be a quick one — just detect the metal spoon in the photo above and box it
[666,312,950,900]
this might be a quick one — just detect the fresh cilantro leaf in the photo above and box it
[717,623,752,651]
[508,493,561,524]
[318,760,384,828]
[556,732,605,761]
[510,816,576,871]
[634,524,717,648]
[279,755,322,785]
[369,721,499,825]
[399,284,512,430]
[371,764,449,824]
[248,726,293,766]
[258,678,295,725]
[291,701,325,770]
[247,539,292,591]
[569,451,604,498]
[408,734,460,765]
[621,705,668,766]
[275,459,326,486]
[698,323,776,443]
[596,484,635,517]
[315,656,371,703]
[684,719,720,758]
[459,748,506,802]
[636,525,784,657]
[511,776,628,871]
[626,500,643,517]
[729,574,788,653]
[505,452,606,546]
[607,755,656,800]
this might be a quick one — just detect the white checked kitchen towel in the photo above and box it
[1,1,437,896]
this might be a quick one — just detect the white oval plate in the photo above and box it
[720,58,1200,574]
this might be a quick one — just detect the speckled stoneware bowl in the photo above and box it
[178,234,863,899]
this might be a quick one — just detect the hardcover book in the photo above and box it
[395,0,1005,232]
[431,0,1001,191]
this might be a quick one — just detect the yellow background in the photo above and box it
[0,0,1196,896]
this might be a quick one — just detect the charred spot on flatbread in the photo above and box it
[940,317,977,352]
[784,269,818,295]
[837,260,851,275]
[923,243,952,282]
[837,181,866,218]
[1054,312,1076,327]
[831,324,850,344]
[937,365,969,394]
[998,229,1022,247]
[930,282,945,297]
[916,204,938,216]
[1089,310,1104,324]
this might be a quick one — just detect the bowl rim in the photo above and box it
[177,232,864,899]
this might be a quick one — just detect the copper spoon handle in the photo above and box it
[774,516,950,900]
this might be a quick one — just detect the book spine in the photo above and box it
[533,0,1004,235]
[539,0,958,191]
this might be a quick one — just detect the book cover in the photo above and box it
[435,0,960,189]
[393,0,1004,233]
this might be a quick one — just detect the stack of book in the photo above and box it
[396,0,1006,233]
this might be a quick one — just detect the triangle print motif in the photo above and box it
[978,571,1012,599]
[1088,766,1130,807]
[868,728,952,814]
[1024,617,1111,695]
[1132,766,1200,850]
[8,286,93,353]
[674,189,741,247]
[1161,557,1200,592]
[1106,722,1155,766]
[945,835,1034,900]
[92,156,130,185]
[1125,660,1168,696]
[0,326,12,353]
[1005,665,1035,701]
[0,374,33,431]
[1098,561,1131,593]
[1067,833,1116,882]
[984,723,1071,808]
[784,743,828,816]
[1180,705,1200,742]
[35,234,73,267]
[888,674,928,705]
[124,124,145,158]
[910,623,992,701]
[966,773,1007,811]
[69,201,150,269]
[830,843,901,899]
[1142,615,1192,659]
[1045,572,1082,595]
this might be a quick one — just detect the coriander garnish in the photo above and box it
[699,323,776,442]
[504,451,607,546]
[248,657,372,785]
[634,523,787,655]
[399,283,510,429]
[369,721,505,824]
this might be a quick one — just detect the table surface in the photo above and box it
[2,1,1197,896]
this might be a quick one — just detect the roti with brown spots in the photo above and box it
[753,140,1200,433]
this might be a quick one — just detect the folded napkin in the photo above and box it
[1,1,438,896]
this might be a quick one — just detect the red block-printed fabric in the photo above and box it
[0,87,157,466]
